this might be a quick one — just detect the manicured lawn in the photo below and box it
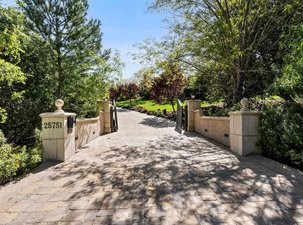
[116,99,226,112]
[116,99,177,112]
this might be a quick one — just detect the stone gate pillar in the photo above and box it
[102,100,111,133]
[40,99,76,161]
[229,98,262,156]
[186,100,201,131]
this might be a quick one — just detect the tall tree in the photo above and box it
[144,0,303,105]
[18,0,111,109]
[274,24,303,101]
[0,4,27,129]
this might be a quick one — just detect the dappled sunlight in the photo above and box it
[1,110,303,224]
[42,134,303,224]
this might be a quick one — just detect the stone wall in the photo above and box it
[75,112,104,149]
[189,98,262,156]
[194,109,230,146]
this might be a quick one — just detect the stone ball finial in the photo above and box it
[240,98,249,111]
[55,99,64,112]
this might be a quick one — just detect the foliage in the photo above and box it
[260,102,303,170]
[0,1,122,146]
[110,83,139,106]
[138,0,303,105]
[116,99,177,112]
[150,64,185,112]
[0,5,27,125]
[121,83,139,106]
[109,86,118,100]
[0,129,42,185]
[132,67,155,99]
[17,0,115,115]
[181,76,208,100]
[274,24,303,101]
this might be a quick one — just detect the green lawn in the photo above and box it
[116,99,177,112]
[116,99,225,112]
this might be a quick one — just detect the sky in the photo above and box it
[2,0,168,79]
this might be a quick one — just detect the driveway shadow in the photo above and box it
[140,117,176,128]
[44,134,303,224]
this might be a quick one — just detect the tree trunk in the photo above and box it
[170,100,175,113]
[234,71,244,103]
[55,15,63,99]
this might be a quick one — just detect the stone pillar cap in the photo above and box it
[240,98,249,111]
[55,99,64,112]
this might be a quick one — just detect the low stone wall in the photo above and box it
[194,109,230,146]
[75,112,104,149]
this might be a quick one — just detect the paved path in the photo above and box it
[1,109,303,225]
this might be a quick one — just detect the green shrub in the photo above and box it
[0,129,42,185]
[260,102,303,170]
[0,131,25,184]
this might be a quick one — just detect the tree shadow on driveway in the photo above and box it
[43,133,303,224]
[139,117,176,128]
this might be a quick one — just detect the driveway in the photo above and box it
[0,109,303,224]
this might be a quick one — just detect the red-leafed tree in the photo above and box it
[120,83,139,106]
[109,86,118,100]
[151,65,185,112]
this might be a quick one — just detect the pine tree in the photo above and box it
[18,0,109,100]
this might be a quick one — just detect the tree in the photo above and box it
[109,86,118,100]
[120,83,139,106]
[150,64,185,112]
[0,4,42,184]
[0,5,28,140]
[132,67,154,99]
[18,0,111,113]
[143,0,303,105]
[274,24,303,101]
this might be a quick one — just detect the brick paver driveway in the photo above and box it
[1,109,303,225]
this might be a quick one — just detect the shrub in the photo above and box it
[147,111,154,115]
[0,130,25,184]
[154,111,162,117]
[260,102,303,170]
[0,129,42,185]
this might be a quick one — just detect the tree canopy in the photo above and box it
[135,0,303,105]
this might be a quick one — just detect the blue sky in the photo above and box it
[2,0,167,79]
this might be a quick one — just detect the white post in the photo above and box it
[40,99,76,161]
[229,98,262,156]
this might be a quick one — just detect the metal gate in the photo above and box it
[110,100,118,132]
[176,99,187,132]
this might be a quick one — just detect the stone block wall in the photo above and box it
[189,98,262,156]
[194,109,230,146]
[75,112,105,149]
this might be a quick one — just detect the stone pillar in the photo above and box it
[40,99,76,161]
[187,100,201,131]
[102,100,111,133]
[229,98,262,156]
[97,100,105,135]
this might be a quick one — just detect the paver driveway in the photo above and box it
[1,109,303,225]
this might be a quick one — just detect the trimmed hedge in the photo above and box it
[260,102,303,170]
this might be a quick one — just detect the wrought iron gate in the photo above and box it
[110,100,118,132]
[176,99,187,131]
